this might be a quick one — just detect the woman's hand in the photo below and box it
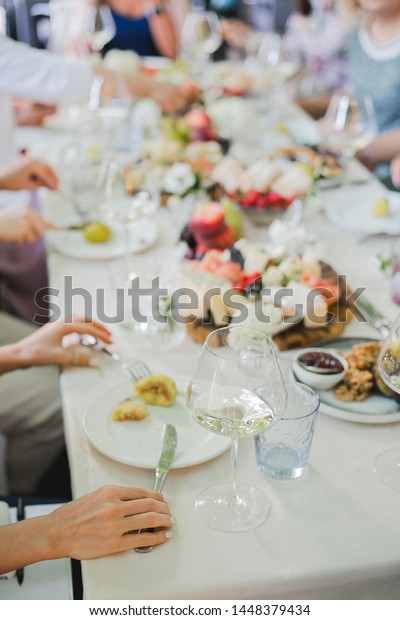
[0,205,58,244]
[0,157,59,191]
[0,486,173,573]
[14,318,113,369]
[45,486,173,560]
[13,100,57,127]
[150,81,188,114]
[391,153,400,188]
[221,19,251,49]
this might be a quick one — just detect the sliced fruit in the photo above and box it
[191,204,226,234]
[83,222,112,244]
[135,375,177,407]
[112,400,150,421]
[371,197,390,217]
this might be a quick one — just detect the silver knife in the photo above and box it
[135,423,177,554]
[354,296,392,338]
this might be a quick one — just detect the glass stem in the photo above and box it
[227,437,240,507]
[123,219,131,274]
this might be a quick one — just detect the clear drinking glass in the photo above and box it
[321,94,378,158]
[373,313,400,490]
[186,326,287,532]
[99,158,158,282]
[81,4,116,53]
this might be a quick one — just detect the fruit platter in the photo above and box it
[210,155,312,224]
[178,225,353,350]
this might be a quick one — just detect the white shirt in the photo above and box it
[0,35,94,165]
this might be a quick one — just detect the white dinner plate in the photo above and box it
[83,377,231,468]
[325,187,400,234]
[291,337,400,424]
[46,218,158,261]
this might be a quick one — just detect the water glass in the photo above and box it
[255,383,319,480]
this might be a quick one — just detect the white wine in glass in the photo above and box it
[322,94,377,158]
[186,326,287,532]
[373,313,400,490]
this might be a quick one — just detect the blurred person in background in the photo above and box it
[0,155,111,497]
[349,0,400,182]
[284,0,358,118]
[97,0,250,59]
[0,34,190,323]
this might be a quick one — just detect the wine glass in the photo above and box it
[100,158,158,282]
[186,326,287,532]
[81,4,116,53]
[373,313,400,490]
[257,32,298,94]
[321,94,378,158]
[180,10,222,75]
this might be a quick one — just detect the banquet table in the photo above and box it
[15,102,400,600]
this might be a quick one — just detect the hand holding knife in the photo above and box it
[16,497,25,585]
[135,423,177,554]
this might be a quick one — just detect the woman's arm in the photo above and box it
[0,486,173,574]
[0,318,113,375]
[357,129,400,168]
[146,2,179,59]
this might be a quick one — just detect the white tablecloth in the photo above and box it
[16,111,400,600]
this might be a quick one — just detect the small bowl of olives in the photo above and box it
[292,348,348,390]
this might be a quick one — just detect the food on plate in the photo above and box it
[83,222,112,244]
[335,342,381,402]
[183,141,223,176]
[183,201,243,256]
[112,399,150,421]
[270,166,313,199]
[293,348,348,389]
[371,196,390,218]
[135,375,177,406]
[179,240,350,349]
[298,351,345,373]
[183,108,218,142]
[210,155,313,202]
[277,145,344,180]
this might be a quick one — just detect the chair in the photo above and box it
[4,0,50,49]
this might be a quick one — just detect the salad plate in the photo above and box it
[83,377,230,468]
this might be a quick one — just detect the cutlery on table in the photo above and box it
[357,232,400,245]
[79,335,152,380]
[354,296,392,338]
[135,423,178,554]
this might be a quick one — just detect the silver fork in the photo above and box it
[79,335,151,380]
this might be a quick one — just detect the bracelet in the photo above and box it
[146,4,165,18]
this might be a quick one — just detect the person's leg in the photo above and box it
[0,312,64,495]
[0,237,49,325]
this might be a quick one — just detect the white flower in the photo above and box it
[278,256,303,282]
[207,98,256,139]
[267,219,307,256]
[102,50,140,74]
[131,99,161,132]
[163,163,196,196]
[262,266,283,286]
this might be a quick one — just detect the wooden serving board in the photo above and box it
[186,262,354,351]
